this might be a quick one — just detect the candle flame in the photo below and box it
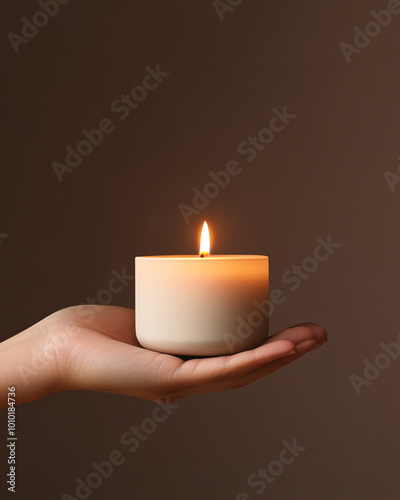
[199,221,210,258]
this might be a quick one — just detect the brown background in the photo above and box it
[1,1,400,499]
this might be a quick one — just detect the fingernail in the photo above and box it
[295,339,318,354]
[284,349,297,357]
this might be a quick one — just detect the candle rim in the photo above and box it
[136,255,268,261]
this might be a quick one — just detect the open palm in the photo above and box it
[46,305,327,402]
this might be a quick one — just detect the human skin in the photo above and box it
[0,306,327,409]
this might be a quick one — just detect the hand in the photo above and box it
[0,306,327,408]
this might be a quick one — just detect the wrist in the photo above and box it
[0,317,71,408]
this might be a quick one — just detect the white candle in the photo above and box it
[135,222,269,356]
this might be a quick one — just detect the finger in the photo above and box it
[168,339,321,398]
[168,324,325,392]
[230,338,321,388]
[169,339,296,391]
[288,322,321,328]
[264,323,327,346]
